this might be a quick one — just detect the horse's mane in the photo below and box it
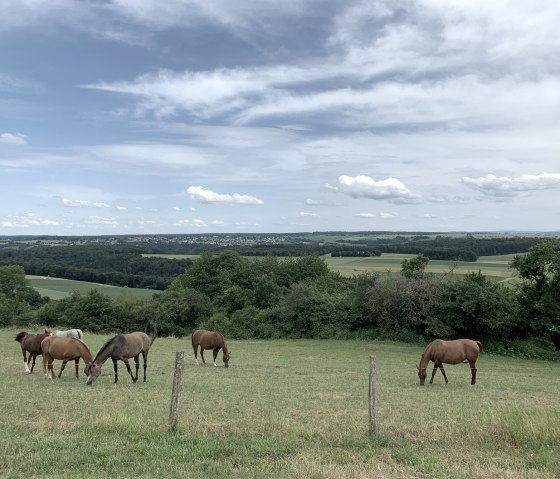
[15,332,27,342]
[93,334,121,361]
[145,320,157,344]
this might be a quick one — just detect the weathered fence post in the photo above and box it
[369,355,376,435]
[169,351,185,432]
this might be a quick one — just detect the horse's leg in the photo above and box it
[193,343,199,365]
[22,349,30,373]
[200,348,206,365]
[30,354,36,373]
[133,355,140,383]
[212,348,220,367]
[469,360,477,385]
[123,358,135,383]
[74,359,79,379]
[429,362,439,384]
[45,355,54,379]
[57,360,68,379]
[439,364,449,384]
[141,352,148,382]
[112,358,119,384]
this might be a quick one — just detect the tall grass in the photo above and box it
[1,330,559,478]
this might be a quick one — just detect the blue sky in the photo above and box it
[1,0,559,235]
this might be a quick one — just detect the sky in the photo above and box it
[1,0,560,235]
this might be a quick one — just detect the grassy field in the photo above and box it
[1,329,559,478]
[26,254,517,301]
[25,276,158,300]
[143,253,518,282]
[323,254,517,280]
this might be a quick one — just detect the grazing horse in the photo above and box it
[417,339,483,385]
[41,336,93,379]
[15,331,52,373]
[192,329,230,368]
[86,320,157,385]
[53,328,83,340]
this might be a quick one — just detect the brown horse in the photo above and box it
[192,329,230,368]
[86,320,157,385]
[15,331,52,373]
[41,336,93,379]
[417,339,483,385]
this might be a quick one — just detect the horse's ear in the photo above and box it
[416,364,419,370]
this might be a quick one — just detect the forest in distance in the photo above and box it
[0,231,551,289]
[1,232,560,359]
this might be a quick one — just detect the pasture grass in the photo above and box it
[25,276,158,301]
[1,330,559,478]
[323,254,517,281]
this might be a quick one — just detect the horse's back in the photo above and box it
[425,338,481,364]
[121,331,152,355]
[192,329,223,349]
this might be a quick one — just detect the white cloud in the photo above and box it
[0,132,27,145]
[299,211,319,217]
[355,212,396,219]
[462,173,560,197]
[187,186,264,205]
[337,175,420,202]
[62,198,110,208]
[88,216,119,226]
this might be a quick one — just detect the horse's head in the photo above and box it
[223,351,231,368]
[84,362,92,377]
[86,362,101,385]
[417,365,427,385]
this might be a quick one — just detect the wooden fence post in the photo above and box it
[169,351,185,432]
[369,355,376,435]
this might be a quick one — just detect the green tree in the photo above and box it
[155,287,213,335]
[510,239,560,339]
[0,265,47,326]
[428,271,516,341]
[401,254,430,279]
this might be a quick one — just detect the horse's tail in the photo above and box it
[145,320,157,344]
[77,329,83,339]
[15,332,27,343]
[476,341,483,353]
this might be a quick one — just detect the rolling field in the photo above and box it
[323,254,517,280]
[144,253,518,281]
[1,329,559,478]
[26,276,159,300]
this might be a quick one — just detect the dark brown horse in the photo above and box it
[15,331,52,373]
[41,336,93,379]
[86,320,157,385]
[192,329,230,368]
[417,339,483,385]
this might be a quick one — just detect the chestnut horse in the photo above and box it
[417,339,483,385]
[15,331,52,373]
[41,336,93,379]
[86,320,157,385]
[192,329,230,368]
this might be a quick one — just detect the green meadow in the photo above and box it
[25,276,158,300]
[144,253,518,281]
[1,330,559,478]
[323,253,517,280]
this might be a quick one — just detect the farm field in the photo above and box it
[1,330,559,478]
[324,253,517,280]
[25,275,159,300]
[143,253,518,281]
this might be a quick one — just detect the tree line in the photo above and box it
[0,245,192,289]
[2,239,559,359]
